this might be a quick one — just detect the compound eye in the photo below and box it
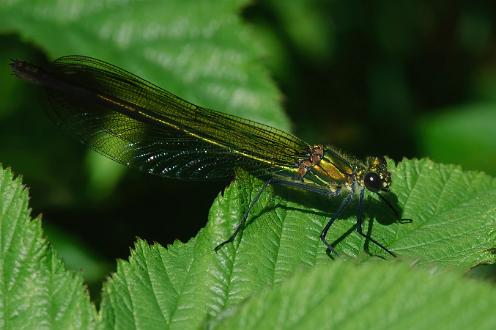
[364,172,382,192]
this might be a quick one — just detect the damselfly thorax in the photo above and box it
[289,144,392,196]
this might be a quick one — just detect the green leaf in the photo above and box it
[0,0,289,196]
[0,0,288,130]
[98,158,496,329]
[99,239,212,330]
[0,165,96,329]
[211,261,496,329]
[389,159,496,265]
[207,158,496,268]
[417,103,496,175]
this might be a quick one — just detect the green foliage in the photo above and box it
[1,1,496,329]
[206,159,495,267]
[0,0,288,129]
[265,0,333,62]
[1,158,495,329]
[391,159,496,265]
[43,223,111,285]
[418,104,496,175]
[0,0,289,199]
[0,166,96,329]
[212,262,496,329]
[97,158,495,329]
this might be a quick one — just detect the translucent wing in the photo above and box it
[38,56,311,180]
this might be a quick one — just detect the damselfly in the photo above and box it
[10,56,402,256]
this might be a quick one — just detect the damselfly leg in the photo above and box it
[214,177,273,252]
[320,193,353,254]
[356,189,396,257]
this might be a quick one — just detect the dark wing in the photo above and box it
[41,55,310,180]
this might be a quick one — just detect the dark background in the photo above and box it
[1,0,496,297]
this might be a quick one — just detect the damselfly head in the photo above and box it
[362,156,391,192]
